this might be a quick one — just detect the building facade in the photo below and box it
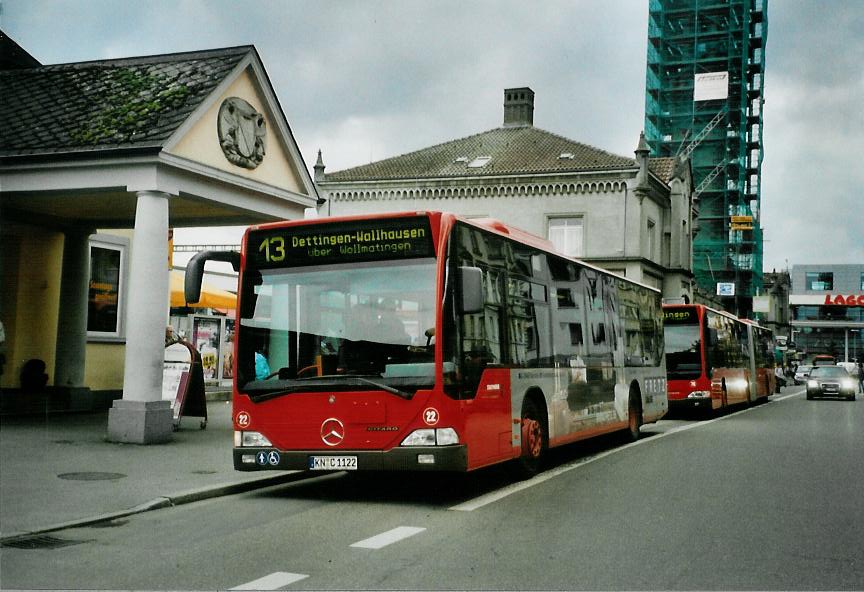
[789,264,864,364]
[318,88,696,303]
[644,0,767,317]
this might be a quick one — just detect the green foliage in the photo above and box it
[70,67,193,145]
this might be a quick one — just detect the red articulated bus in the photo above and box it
[662,303,776,414]
[186,212,667,476]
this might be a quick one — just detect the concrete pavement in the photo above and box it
[0,400,304,540]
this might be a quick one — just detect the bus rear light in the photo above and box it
[235,431,273,447]
[687,391,711,398]
[400,428,459,447]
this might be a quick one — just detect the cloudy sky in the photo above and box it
[3,0,862,273]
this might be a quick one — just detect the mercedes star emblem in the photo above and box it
[320,417,345,447]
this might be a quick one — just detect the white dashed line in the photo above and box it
[350,526,426,549]
[230,571,309,590]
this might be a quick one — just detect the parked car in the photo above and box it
[805,366,857,401]
[794,365,813,385]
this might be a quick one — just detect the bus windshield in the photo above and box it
[238,258,438,398]
[664,322,702,379]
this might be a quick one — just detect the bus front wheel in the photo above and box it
[511,397,546,479]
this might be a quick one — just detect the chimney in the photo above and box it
[503,87,534,127]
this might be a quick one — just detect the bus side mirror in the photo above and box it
[458,266,484,315]
[184,250,240,304]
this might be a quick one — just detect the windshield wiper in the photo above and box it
[351,377,413,400]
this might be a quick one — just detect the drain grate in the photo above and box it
[57,472,126,481]
[1,534,88,550]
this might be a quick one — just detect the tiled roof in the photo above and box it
[647,157,678,184]
[0,46,252,157]
[323,126,640,182]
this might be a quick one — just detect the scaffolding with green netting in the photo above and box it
[644,0,767,316]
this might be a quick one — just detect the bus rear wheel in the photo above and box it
[626,389,642,442]
[511,397,545,479]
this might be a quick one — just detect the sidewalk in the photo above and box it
[0,400,303,540]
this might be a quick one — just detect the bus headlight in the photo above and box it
[400,428,459,446]
[235,431,272,447]
[435,428,459,445]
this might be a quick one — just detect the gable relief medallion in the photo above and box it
[218,97,267,169]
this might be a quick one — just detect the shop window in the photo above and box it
[805,272,833,291]
[87,236,128,339]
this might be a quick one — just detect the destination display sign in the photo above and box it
[663,307,697,324]
[249,216,435,269]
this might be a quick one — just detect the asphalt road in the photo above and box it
[2,388,862,590]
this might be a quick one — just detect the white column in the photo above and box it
[108,190,173,444]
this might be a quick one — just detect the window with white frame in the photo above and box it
[547,217,584,258]
[87,236,128,339]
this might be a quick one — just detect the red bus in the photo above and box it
[186,212,667,476]
[662,303,776,413]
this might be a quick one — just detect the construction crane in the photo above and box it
[694,160,727,198]
[676,108,725,161]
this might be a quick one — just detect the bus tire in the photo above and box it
[511,396,546,479]
[626,387,643,442]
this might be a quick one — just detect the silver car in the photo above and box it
[806,366,857,401]
[793,365,813,385]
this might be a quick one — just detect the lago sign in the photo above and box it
[823,294,864,306]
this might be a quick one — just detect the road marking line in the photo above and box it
[449,391,803,512]
[350,526,426,549]
[230,572,308,590]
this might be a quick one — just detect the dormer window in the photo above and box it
[454,156,468,163]
[467,156,491,168]
[559,152,575,160]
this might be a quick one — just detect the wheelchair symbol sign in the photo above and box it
[256,450,280,466]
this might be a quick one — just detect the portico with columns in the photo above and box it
[1,44,318,442]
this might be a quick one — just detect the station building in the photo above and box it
[1,36,318,440]
[789,264,864,364]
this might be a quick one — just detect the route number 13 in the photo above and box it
[259,237,285,262]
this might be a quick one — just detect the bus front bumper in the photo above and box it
[234,445,468,472]
[668,396,714,411]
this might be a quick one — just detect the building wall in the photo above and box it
[326,178,633,260]
[323,173,693,302]
[1,223,63,389]
[83,342,126,390]
[791,264,864,294]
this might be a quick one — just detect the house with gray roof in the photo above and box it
[1,36,317,442]
[317,87,695,302]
